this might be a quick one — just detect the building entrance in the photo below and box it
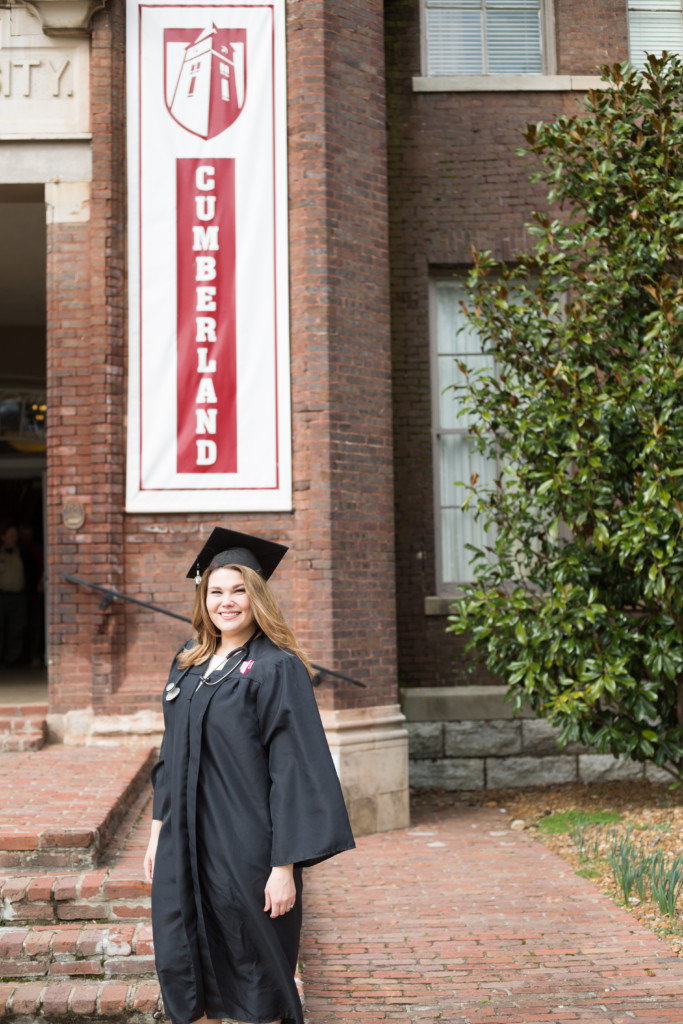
[0,184,47,697]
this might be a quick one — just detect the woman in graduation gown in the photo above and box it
[144,528,355,1024]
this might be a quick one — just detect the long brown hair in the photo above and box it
[177,563,313,676]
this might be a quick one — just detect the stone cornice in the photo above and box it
[17,0,107,36]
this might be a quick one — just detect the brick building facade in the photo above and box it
[0,0,671,819]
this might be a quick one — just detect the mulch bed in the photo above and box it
[413,781,683,957]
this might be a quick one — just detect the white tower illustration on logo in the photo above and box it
[169,24,245,140]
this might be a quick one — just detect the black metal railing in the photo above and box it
[63,573,366,688]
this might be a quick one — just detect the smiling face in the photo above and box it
[205,566,256,650]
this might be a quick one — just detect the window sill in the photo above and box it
[412,74,605,93]
[425,595,460,616]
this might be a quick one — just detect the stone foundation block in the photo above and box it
[406,722,444,759]
[445,720,521,758]
[486,755,577,789]
[521,718,590,756]
[578,755,644,783]
[409,758,485,791]
[645,762,678,785]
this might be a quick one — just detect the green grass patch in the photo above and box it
[576,866,602,879]
[537,808,622,834]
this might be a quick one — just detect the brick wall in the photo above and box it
[385,0,631,688]
[47,0,399,717]
[555,0,629,74]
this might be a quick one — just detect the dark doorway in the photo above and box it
[0,184,47,700]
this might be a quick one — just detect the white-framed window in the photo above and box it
[431,277,498,591]
[423,0,552,76]
[627,0,683,70]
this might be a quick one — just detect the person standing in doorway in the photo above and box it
[19,523,45,667]
[0,524,29,666]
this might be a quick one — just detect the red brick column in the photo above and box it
[286,0,397,712]
[46,212,94,711]
[87,0,127,709]
[46,0,127,714]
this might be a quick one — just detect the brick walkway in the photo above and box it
[4,758,683,1022]
[300,794,683,1024]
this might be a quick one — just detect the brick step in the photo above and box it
[0,873,150,925]
[0,746,155,870]
[0,704,48,753]
[0,703,49,717]
[0,716,47,734]
[0,730,46,753]
[0,978,162,1020]
[0,923,156,982]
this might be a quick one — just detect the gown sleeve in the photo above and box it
[151,643,189,822]
[256,654,355,869]
[151,731,170,822]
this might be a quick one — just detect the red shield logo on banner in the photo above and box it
[164,26,247,140]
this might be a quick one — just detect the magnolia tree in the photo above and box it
[448,55,683,782]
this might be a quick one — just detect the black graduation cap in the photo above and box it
[187,527,288,584]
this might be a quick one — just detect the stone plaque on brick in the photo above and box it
[0,7,90,137]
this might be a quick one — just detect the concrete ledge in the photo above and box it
[424,596,454,616]
[402,686,534,722]
[412,74,606,93]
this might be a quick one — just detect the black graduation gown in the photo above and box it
[150,634,355,1024]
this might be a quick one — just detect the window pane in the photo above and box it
[426,9,483,75]
[439,433,497,504]
[437,354,494,429]
[628,10,683,68]
[434,276,498,584]
[426,0,542,75]
[426,0,482,8]
[487,9,542,73]
[628,0,681,9]
[435,279,482,354]
[439,435,497,584]
[441,504,495,584]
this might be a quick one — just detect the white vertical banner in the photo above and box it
[126,0,291,512]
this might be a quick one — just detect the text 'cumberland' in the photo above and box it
[176,158,237,473]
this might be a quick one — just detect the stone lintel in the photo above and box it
[18,0,107,36]
[320,704,410,837]
[401,685,536,722]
